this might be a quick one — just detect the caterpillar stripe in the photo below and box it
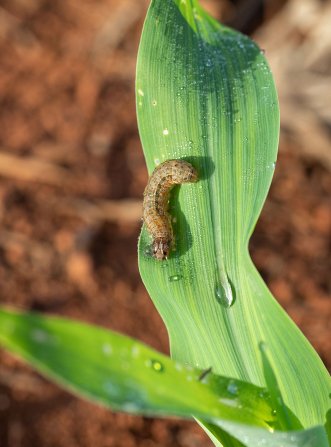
[143,159,198,260]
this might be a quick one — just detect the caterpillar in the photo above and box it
[143,159,198,260]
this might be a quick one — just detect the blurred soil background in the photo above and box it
[0,0,330,445]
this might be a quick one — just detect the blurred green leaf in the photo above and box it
[0,307,273,426]
[0,308,329,447]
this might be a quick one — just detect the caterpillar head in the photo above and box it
[152,238,171,261]
[172,160,198,183]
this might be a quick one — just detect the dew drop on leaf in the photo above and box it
[103,381,120,397]
[227,380,239,396]
[30,329,49,343]
[102,343,113,356]
[131,345,140,358]
[144,246,152,257]
[150,360,164,372]
[122,402,141,413]
[30,329,57,345]
[215,282,234,308]
[169,274,182,282]
[175,362,183,371]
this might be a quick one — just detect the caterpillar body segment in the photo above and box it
[143,160,198,260]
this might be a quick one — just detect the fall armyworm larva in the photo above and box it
[143,159,198,260]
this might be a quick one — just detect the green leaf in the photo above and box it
[203,421,329,447]
[0,307,273,426]
[136,0,330,439]
[0,308,328,447]
[0,310,275,428]
[259,342,302,431]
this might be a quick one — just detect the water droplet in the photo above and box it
[271,409,277,416]
[122,402,140,413]
[215,282,234,308]
[150,360,164,372]
[131,345,140,358]
[154,158,160,165]
[144,245,152,257]
[266,161,276,170]
[227,380,239,396]
[163,129,169,136]
[102,343,113,356]
[175,362,183,371]
[103,381,120,397]
[31,329,53,344]
[137,89,144,97]
[169,274,182,282]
